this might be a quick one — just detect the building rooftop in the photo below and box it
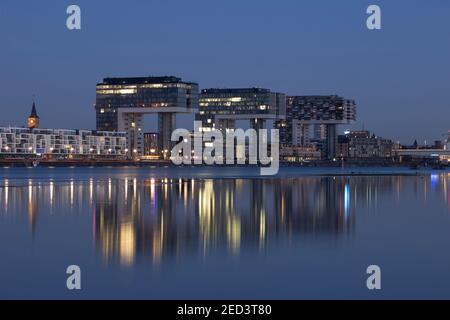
[201,88,273,94]
[287,95,346,100]
[98,76,196,85]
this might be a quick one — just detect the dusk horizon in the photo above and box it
[1,0,449,144]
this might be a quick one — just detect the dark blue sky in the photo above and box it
[0,0,449,143]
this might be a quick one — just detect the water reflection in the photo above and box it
[1,173,449,267]
[94,177,358,266]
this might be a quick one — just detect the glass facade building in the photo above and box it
[96,76,198,131]
[95,76,199,158]
[197,88,286,132]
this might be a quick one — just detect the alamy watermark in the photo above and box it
[66,5,81,30]
[170,121,280,176]
[366,265,381,290]
[366,5,381,30]
[66,265,81,290]
[64,5,380,31]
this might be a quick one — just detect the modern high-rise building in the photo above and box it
[95,76,199,159]
[197,88,286,132]
[276,96,356,160]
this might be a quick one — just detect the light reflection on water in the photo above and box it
[2,173,450,267]
[1,169,450,298]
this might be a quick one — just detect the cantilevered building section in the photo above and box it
[277,96,356,160]
[95,76,199,158]
[197,88,286,132]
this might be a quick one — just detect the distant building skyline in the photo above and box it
[1,86,446,149]
[1,95,449,163]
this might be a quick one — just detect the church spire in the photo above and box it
[30,101,39,118]
[28,100,40,129]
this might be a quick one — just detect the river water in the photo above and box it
[0,167,449,299]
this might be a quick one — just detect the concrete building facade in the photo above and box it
[277,96,356,160]
[337,131,394,159]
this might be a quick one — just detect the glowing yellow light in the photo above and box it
[119,222,135,266]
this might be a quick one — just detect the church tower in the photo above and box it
[27,101,40,129]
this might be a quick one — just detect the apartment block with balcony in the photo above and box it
[0,127,127,159]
